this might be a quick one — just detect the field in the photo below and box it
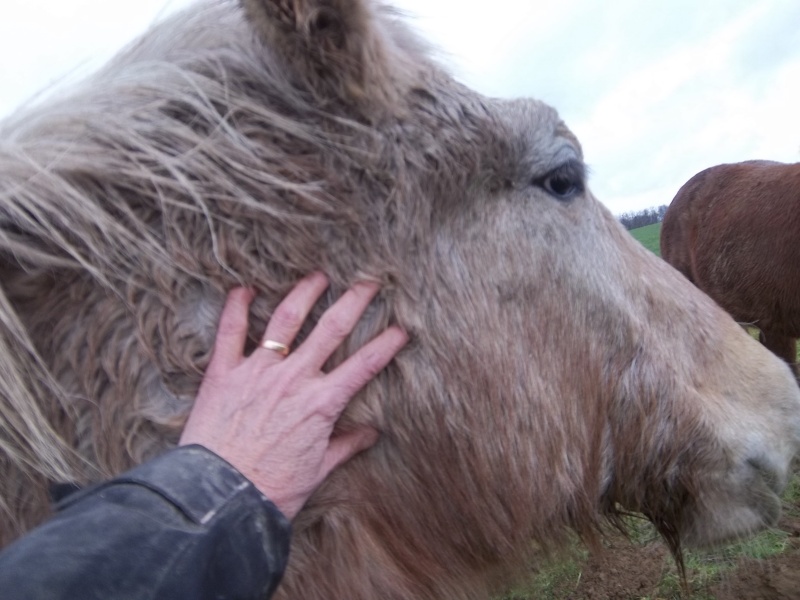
[499,221,800,599]
[628,222,662,256]
[503,482,800,599]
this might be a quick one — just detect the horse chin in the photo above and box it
[676,340,800,550]
[679,470,784,549]
[681,501,781,550]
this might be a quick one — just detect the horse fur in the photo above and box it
[1,2,799,599]
[661,160,800,375]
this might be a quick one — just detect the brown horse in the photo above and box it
[0,2,799,599]
[661,161,800,374]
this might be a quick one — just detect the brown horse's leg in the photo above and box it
[761,330,798,371]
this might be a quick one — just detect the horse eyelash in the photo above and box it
[534,159,586,200]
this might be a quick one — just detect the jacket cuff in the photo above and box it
[59,445,288,528]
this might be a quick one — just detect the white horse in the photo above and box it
[0,1,798,598]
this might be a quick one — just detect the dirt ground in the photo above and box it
[561,536,668,599]
[709,512,800,600]
[558,508,800,599]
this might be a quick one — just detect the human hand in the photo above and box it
[179,272,407,519]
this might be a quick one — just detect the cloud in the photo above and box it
[1,0,797,216]
[570,2,800,212]
[0,0,194,117]
[395,0,800,214]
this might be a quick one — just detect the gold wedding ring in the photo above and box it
[261,339,290,357]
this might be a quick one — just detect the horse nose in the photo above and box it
[745,454,786,496]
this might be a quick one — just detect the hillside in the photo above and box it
[628,222,662,256]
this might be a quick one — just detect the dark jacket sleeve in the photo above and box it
[0,445,291,600]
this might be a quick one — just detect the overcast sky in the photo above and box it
[1,0,798,215]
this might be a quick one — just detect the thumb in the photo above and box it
[321,426,380,476]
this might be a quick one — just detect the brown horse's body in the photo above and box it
[0,2,799,599]
[661,161,800,372]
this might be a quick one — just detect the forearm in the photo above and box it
[0,445,291,600]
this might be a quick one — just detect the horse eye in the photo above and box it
[535,160,585,201]
[544,174,577,198]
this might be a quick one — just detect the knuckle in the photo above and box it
[317,389,349,419]
[217,312,246,337]
[270,304,304,332]
[358,349,385,380]
[273,361,311,391]
[318,311,352,340]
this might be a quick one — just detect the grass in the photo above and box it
[782,473,800,517]
[628,222,662,256]
[503,529,792,600]
[500,470,800,599]
[499,551,587,600]
[654,526,791,599]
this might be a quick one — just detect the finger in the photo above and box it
[208,287,255,373]
[259,272,330,359]
[321,326,408,410]
[321,426,380,476]
[295,281,381,371]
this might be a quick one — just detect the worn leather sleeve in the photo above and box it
[0,445,291,600]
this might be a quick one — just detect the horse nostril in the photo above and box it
[746,456,784,494]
